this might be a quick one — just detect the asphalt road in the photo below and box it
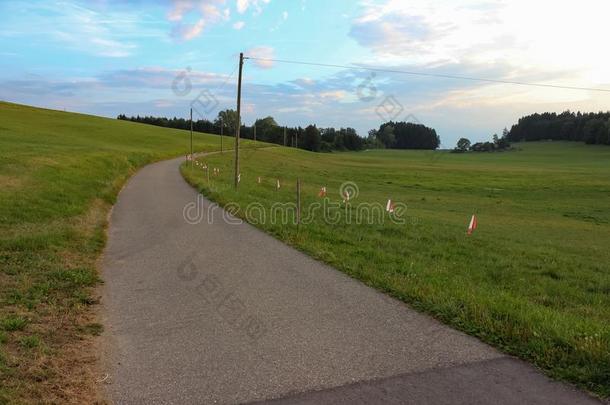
[100,154,601,405]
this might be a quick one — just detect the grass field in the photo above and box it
[182,142,610,398]
[1,101,608,402]
[0,102,244,404]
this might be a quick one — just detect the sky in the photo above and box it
[1,0,609,147]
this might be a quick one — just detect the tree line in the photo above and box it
[368,121,440,150]
[117,110,441,152]
[507,111,610,145]
[453,129,511,153]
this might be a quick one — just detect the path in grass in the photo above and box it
[100,152,600,404]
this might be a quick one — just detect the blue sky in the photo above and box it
[1,0,609,147]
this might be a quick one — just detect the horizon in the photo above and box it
[1,0,609,148]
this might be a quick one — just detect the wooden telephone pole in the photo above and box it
[234,52,244,188]
[220,117,224,153]
[190,107,193,167]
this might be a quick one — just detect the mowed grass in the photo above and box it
[182,142,610,398]
[0,102,238,403]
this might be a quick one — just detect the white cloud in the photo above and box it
[11,2,145,58]
[236,0,271,15]
[348,0,610,124]
[246,46,275,68]
[154,99,175,108]
[168,0,193,21]
[180,18,206,40]
[141,0,272,40]
[168,0,229,40]
[236,0,249,13]
[351,0,610,87]
[319,90,347,101]
[294,77,315,88]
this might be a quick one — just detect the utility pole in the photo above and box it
[190,107,193,167]
[234,52,244,189]
[220,117,224,154]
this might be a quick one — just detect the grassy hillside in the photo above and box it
[0,102,236,403]
[182,142,610,398]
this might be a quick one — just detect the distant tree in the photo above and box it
[341,128,364,150]
[333,130,346,150]
[377,125,395,148]
[507,110,610,145]
[455,138,471,152]
[377,121,439,150]
[116,114,218,134]
[583,119,605,144]
[490,132,509,150]
[320,127,336,144]
[255,116,277,134]
[302,125,321,152]
[496,136,511,150]
[470,141,495,152]
[469,131,510,152]
[365,129,384,149]
[253,116,279,143]
[559,120,575,140]
[319,141,334,152]
[216,109,239,135]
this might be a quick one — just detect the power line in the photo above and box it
[245,57,610,93]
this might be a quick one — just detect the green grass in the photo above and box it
[182,142,610,398]
[0,101,253,403]
[0,315,28,332]
[2,101,608,400]
[18,335,40,350]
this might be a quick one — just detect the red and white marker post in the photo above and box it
[467,214,478,235]
[386,199,395,213]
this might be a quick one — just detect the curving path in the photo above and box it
[100,154,600,404]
